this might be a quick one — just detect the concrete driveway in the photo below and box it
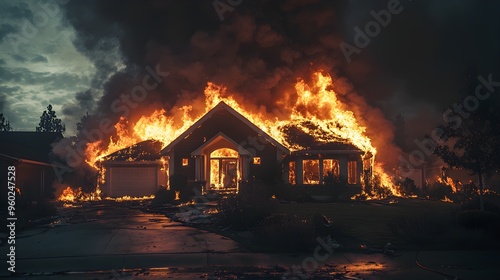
[1,201,240,275]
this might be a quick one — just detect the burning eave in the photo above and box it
[101,139,163,162]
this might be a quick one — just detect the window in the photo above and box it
[253,157,261,165]
[182,158,189,166]
[348,160,357,184]
[211,148,238,158]
[322,159,340,181]
[303,159,320,184]
[288,161,296,185]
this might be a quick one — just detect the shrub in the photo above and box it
[151,188,176,206]
[395,177,419,196]
[365,174,393,198]
[255,213,316,252]
[422,181,453,200]
[217,192,276,229]
[273,184,310,202]
[169,174,189,201]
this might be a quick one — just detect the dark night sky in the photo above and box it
[1,0,499,147]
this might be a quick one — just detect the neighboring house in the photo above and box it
[0,132,64,201]
[101,101,365,198]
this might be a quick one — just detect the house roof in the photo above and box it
[161,101,290,155]
[0,131,63,165]
[101,140,163,162]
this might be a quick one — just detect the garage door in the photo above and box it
[109,166,158,197]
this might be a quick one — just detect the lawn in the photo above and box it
[276,198,460,247]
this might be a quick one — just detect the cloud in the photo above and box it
[31,54,48,63]
[0,85,21,95]
[11,54,27,63]
[0,23,18,43]
[0,1,33,20]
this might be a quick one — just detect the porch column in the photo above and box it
[296,159,303,184]
[194,155,203,181]
[357,159,363,185]
[339,157,348,182]
[240,155,250,181]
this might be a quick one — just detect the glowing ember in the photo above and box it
[441,195,453,203]
[105,195,155,202]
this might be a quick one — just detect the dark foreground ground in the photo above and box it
[1,200,499,279]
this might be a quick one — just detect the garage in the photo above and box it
[108,165,159,197]
[100,140,166,198]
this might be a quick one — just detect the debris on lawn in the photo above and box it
[167,203,218,224]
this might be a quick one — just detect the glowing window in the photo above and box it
[289,161,296,185]
[303,159,320,184]
[253,157,261,165]
[211,148,238,158]
[348,161,357,184]
[322,159,340,182]
[182,158,189,166]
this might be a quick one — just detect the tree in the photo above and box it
[433,73,500,211]
[36,104,65,133]
[0,113,13,131]
[76,112,90,138]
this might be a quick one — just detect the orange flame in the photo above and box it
[59,186,79,202]
[436,176,458,193]
[83,71,399,198]
[58,186,102,202]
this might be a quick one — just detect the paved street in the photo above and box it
[1,201,499,279]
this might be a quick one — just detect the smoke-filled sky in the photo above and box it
[1,0,499,146]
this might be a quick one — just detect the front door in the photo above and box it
[209,158,238,190]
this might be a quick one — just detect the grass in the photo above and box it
[276,198,459,247]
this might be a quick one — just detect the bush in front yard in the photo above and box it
[255,213,316,252]
[151,188,176,206]
[217,192,276,229]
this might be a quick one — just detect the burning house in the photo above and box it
[99,100,365,198]
[83,72,396,199]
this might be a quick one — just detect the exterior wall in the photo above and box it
[0,158,56,201]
